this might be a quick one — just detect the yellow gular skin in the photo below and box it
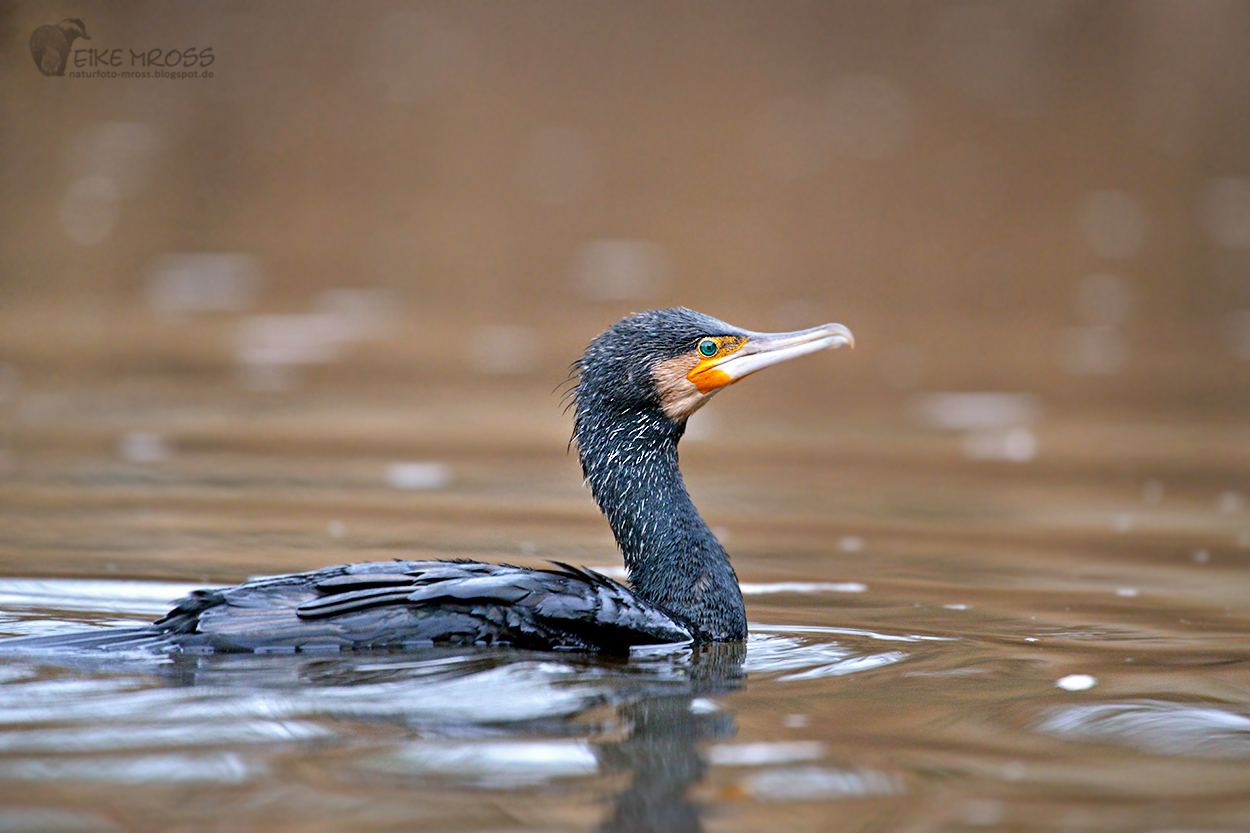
[686,337,746,393]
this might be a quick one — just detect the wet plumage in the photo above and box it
[2,309,851,656]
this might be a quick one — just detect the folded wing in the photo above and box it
[151,560,692,654]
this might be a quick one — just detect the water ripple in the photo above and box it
[357,739,599,788]
[744,633,908,680]
[1037,700,1250,759]
[746,766,904,800]
[0,752,262,784]
[0,720,330,754]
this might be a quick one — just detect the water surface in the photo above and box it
[1,382,1247,831]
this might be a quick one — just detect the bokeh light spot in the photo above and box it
[146,253,262,316]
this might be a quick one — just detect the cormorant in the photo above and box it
[4,309,852,655]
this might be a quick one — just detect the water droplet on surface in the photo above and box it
[1142,480,1165,504]
[1192,548,1210,564]
[1055,674,1097,691]
[839,536,865,552]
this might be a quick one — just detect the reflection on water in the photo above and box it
[0,577,949,828]
[0,618,750,829]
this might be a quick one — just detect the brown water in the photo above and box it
[1,378,1248,832]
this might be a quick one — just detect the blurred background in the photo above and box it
[2,1,1248,579]
[4,7,1250,827]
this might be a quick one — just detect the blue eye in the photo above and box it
[698,339,718,357]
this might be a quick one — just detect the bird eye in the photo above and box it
[698,339,718,358]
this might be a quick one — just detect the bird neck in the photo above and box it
[577,408,746,641]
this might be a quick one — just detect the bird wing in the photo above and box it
[154,560,692,654]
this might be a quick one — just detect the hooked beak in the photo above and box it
[688,323,854,393]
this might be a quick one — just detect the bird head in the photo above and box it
[574,308,854,429]
[60,19,90,40]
